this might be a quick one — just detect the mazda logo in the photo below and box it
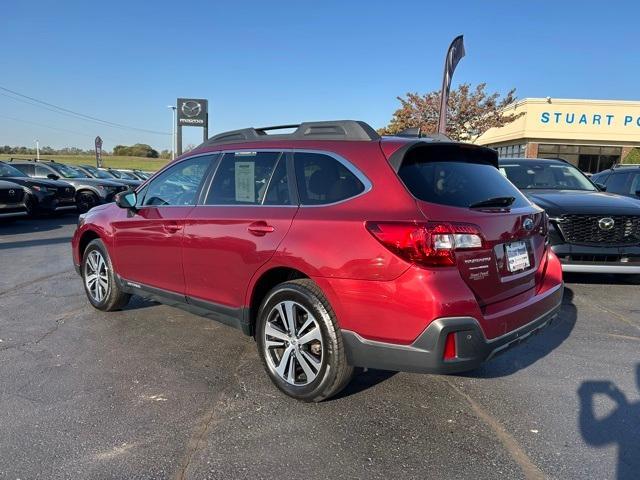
[8,189,15,196]
[181,101,202,118]
[523,218,534,231]
[598,217,615,231]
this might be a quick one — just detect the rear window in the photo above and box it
[397,146,528,208]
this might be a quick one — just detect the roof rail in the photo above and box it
[9,157,39,162]
[202,120,380,147]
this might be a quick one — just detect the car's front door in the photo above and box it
[111,154,215,295]
[182,151,298,309]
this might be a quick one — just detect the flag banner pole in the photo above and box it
[437,35,465,135]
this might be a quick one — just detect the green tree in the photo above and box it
[378,83,523,142]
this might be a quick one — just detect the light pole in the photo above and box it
[167,106,177,160]
[35,139,40,160]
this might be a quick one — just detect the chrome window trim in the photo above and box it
[194,148,371,208]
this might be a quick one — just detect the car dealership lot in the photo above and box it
[1,216,639,480]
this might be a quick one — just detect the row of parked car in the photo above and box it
[0,158,152,218]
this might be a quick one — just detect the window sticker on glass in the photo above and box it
[235,162,255,202]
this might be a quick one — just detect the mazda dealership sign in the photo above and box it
[177,98,208,127]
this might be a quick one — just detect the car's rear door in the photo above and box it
[182,151,298,309]
[111,154,215,295]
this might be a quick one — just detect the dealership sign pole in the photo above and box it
[176,98,209,156]
[437,35,465,135]
[95,136,103,168]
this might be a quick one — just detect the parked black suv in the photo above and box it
[0,179,27,220]
[591,165,640,200]
[500,158,640,275]
[9,159,127,212]
[0,161,76,215]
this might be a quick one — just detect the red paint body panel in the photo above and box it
[111,206,193,293]
[182,206,297,307]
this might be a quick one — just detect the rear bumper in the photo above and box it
[551,243,640,274]
[342,283,563,374]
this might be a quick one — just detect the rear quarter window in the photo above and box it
[397,145,528,208]
[294,152,365,205]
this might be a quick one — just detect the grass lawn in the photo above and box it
[1,154,168,171]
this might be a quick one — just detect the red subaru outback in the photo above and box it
[72,121,563,401]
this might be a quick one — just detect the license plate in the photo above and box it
[506,241,530,272]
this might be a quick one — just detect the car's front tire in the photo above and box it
[256,279,354,402]
[82,238,131,311]
[76,190,99,213]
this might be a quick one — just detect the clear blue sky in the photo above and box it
[1,0,638,151]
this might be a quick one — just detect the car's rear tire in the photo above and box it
[256,279,354,402]
[82,238,131,311]
[76,190,99,213]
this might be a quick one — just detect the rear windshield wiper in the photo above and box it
[469,196,515,209]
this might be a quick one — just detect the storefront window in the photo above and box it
[537,144,621,173]
[493,144,526,159]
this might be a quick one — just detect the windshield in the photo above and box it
[82,165,113,179]
[135,171,150,179]
[0,163,28,177]
[112,170,136,180]
[500,161,596,191]
[49,163,86,178]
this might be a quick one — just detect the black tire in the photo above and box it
[256,279,354,402]
[24,194,37,217]
[76,190,99,213]
[81,238,131,311]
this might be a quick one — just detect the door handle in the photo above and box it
[248,221,275,236]
[163,221,182,234]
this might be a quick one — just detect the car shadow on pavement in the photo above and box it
[0,213,78,233]
[330,369,397,400]
[122,295,159,311]
[460,287,577,379]
[578,364,640,480]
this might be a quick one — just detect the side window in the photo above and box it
[605,173,629,194]
[13,164,34,176]
[205,151,285,205]
[142,155,212,206]
[35,165,50,178]
[629,173,640,196]
[294,152,365,205]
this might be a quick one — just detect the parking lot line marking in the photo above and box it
[575,295,640,332]
[600,332,640,342]
[439,377,545,480]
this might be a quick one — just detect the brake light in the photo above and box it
[443,332,457,360]
[365,221,484,267]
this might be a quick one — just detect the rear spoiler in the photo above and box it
[386,141,499,171]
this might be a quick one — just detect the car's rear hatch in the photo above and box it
[387,140,547,307]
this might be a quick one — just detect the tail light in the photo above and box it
[365,221,484,267]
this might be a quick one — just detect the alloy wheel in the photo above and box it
[263,300,324,386]
[84,250,109,303]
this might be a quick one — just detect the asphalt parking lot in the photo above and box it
[1,215,639,480]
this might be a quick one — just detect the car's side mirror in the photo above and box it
[47,173,60,180]
[635,189,640,198]
[115,190,137,210]
[594,182,607,191]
